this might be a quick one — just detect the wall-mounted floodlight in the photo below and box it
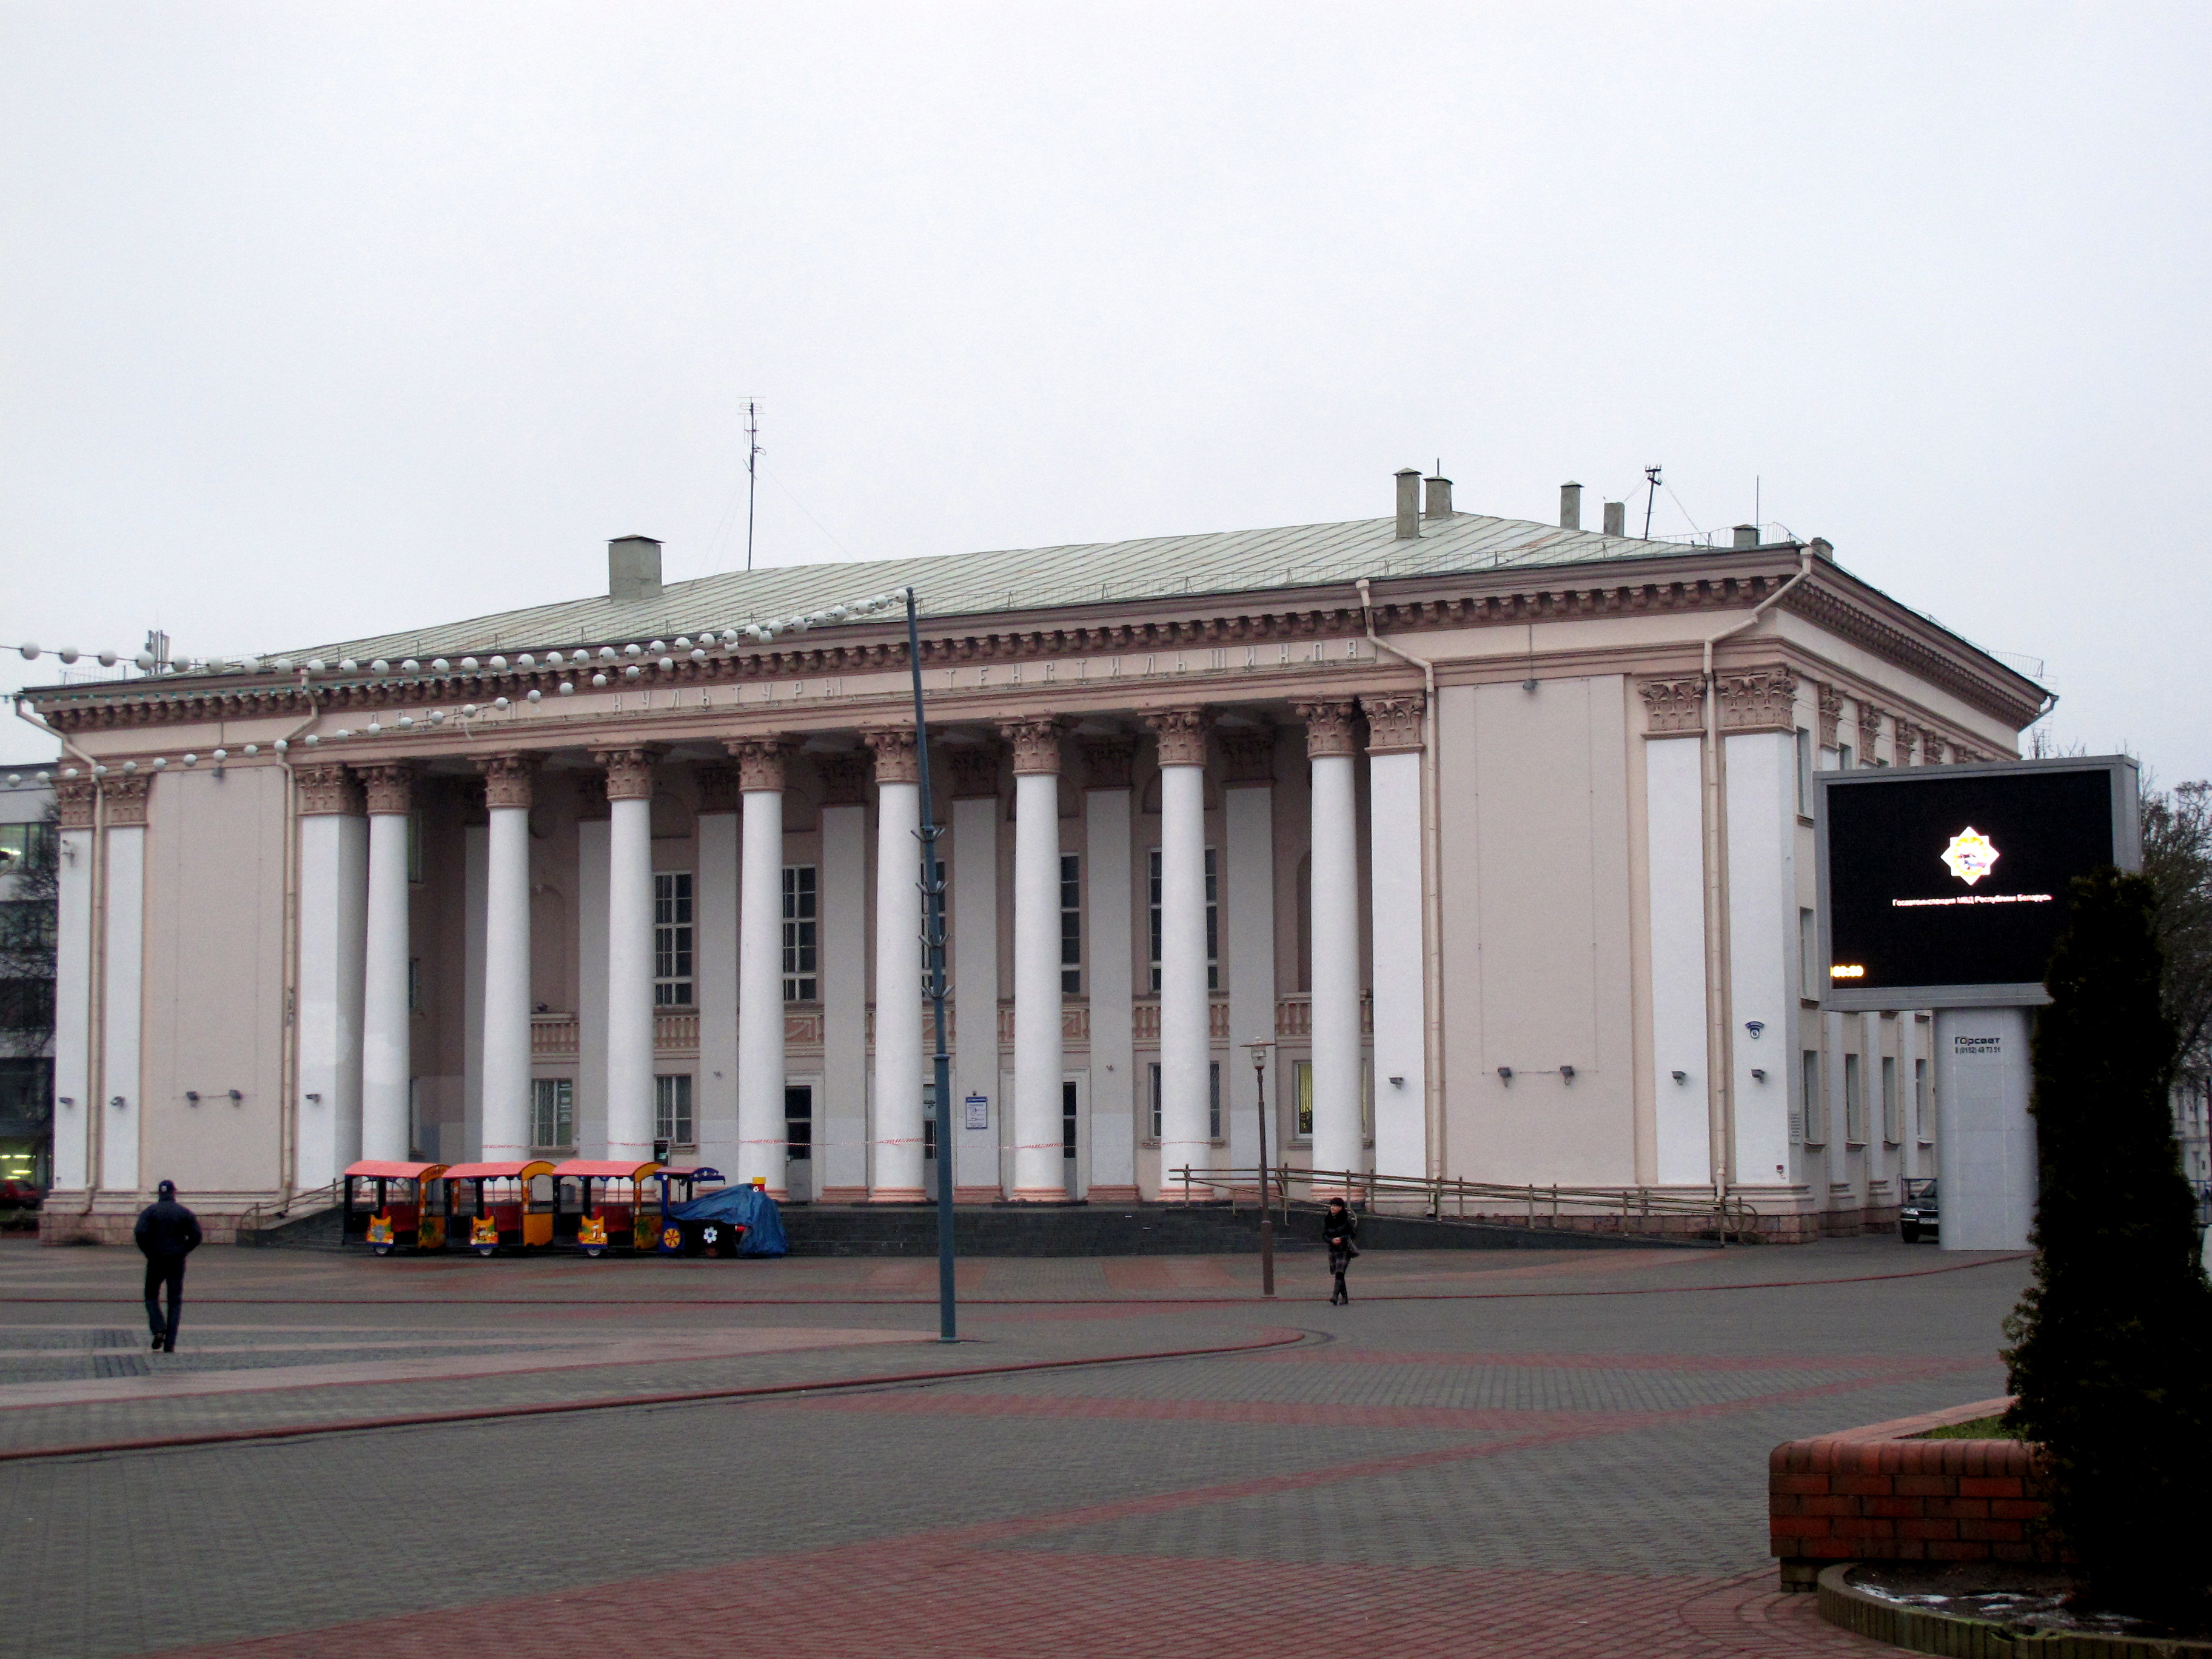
[1496,1066,1513,1082]
[1671,1070,1687,1084]
[184,1091,201,1105]
[227,1090,243,1103]
[110,1096,127,1108]
[1750,1068,1768,1082]
[303,1093,321,1104]
[1559,1065,1575,1081]
[1388,1075,1404,1087]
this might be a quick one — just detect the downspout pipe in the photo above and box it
[1697,548,1816,1204]
[1355,578,1444,1181]
[273,674,329,1210]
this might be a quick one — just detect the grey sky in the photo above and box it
[4,3,2207,779]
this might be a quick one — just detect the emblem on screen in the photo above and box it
[1940,827,2000,886]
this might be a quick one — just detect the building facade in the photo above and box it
[24,476,2047,1241]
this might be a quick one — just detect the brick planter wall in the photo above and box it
[1769,1397,2058,1590]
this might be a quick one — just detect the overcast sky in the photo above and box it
[3,3,2206,780]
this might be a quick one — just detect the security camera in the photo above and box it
[1744,1020,1765,1039]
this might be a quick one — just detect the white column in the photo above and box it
[948,756,1000,1198]
[1221,733,1276,1179]
[695,768,740,1178]
[1301,702,1363,1191]
[733,738,789,1194]
[50,786,94,1191]
[478,754,536,1161]
[99,800,147,1193]
[572,815,606,1156]
[1147,710,1212,1197]
[598,748,656,1163]
[360,764,414,1163]
[1364,695,1426,1181]
[295,767,367,1187]
[864,730,925,1200]
[1934,1006,2034,1251]
[1082,750,1138,1202]
[1724,726,1797,1188]
[818,774,868,1201]
[1644,734,1710,1184]
[1005,720,1064,1201]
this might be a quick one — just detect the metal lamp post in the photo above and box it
[1247,1039,1275,1298]
[905,588,957,1342]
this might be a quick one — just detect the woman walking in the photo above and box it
[1322,1196,1359,1305]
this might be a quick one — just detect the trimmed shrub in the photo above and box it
[2003,867,2212,1623]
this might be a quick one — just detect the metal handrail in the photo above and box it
[235,1180,339,1233]
[1169,1164,1758,1241]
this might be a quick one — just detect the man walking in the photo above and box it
[135,1179,201,1353]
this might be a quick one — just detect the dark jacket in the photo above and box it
[1322,1207,1359,1245]
[135,1199,202,1261]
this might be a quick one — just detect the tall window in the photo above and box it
[655,1074,694,1147]
[1147,847,1218,993]
[1795,728,1814,816]
[1798,908,1818,999]
[1880,1055,1900,1145]
[785,1085,813,1161]
[1914,1058,1931,1144]
[1062,1079,1079,1162]
[783,865,818,1001]
[1146,1061,1224,1142]
[1060,853,1082,994]
[1798,1050,1822,1146]
[1294,1060,1314,1141]
[531,1078,574,1150]
[1843,1052,1865,1145]
[1837,742,1856,772]
[654,872,694,1007]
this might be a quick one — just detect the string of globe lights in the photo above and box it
[4,587,913,789]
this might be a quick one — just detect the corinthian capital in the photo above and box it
[360,762,419,816]
[1144,707,1212,768]
[1361,693,1425,755]
[475,752,539,811]
[998,717,1064,776]
[1294,700,1359,759]
[591,746,659,803]
[860,727,919,785]
[726,735,792,793]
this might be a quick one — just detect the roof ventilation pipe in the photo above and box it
[1423,472,1453,520]
[1394,469,1421,540]
[1560,482,1583,531]
[1603,500,1626,537]
[609,535,663,604]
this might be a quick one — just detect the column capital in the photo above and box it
[946,743,1001,799]
[1857,697,1887,754]
[55,776,96,831]
[860,727,919,785]
[695,762,739,815]
[359,762,418,816]
[591,745,659,802]
[998,717,1064,776]
[1636,676,1703,737]
[102,774,153,828]
[1361,693,1424,756]
[1217,725,1276,785]
[1817,682,1844,748]
[817,751,868,806]
[1081,736,1136,791]
[1717,665,1798,734]
[295,762,364,816]
[1293,700,1359,759]
[726,735,793,793]
[475,752,540,811]
[1143,707,1212,768]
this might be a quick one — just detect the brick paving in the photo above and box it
[0,1235,2029,1657]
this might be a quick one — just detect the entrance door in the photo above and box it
[1063,1078,1081,1199]
[785,1084,814,1204]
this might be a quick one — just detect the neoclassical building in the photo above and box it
[27,472,2046,1239]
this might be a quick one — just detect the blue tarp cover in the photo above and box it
[666,1185,788,1256]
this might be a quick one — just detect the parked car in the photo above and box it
[1899,1177,1937,1244]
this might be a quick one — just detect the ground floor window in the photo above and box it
[655,1074,694,1148]
[785,1085,813,1160]
[531,1078,574,1150]
[1063,1079,1078,1160]
[783,865,818,1001]
[1798,1051,1823,1147]
[1293,1059,1313,1141]
[1148,1061,1221,1141]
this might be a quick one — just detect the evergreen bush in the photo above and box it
[2003,867,2212,1624]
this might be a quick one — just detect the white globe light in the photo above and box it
[526,688,541,703]
[366,722,383,734]
[120,760,136,773]
[61,765,79,778]
[272,739,288,752]
[151,758,167,770]
[370,659,389,673]
[658,656,674,671]
[461,704,478,717]
[241,657,261,672]
[623,665,641,680]
[92,764,109,777]
[395,716,415,730]
[400,659,420,672]
[489,655,508,670]
[35,771,50,783]
[689,648,706,663]
[672,637,691,650]
[429,709,447,725]
[305,659,324,672]
[493,696,511,709]
[623,643,642,658]
[271,657,290,671]
[599,646,617,662]
[330,731,349,742]
[98,649,118,666]
[303,735,320,747]
[432,658,450,672]
[460,656,478,671]
[559,681,575,695]
[20,643,39,660]
[135,653,156,670]
[338,659,357,671]
[241,743,259,756]
[212,749,228,761]
[647,640,665,653]
[591,672,608,688]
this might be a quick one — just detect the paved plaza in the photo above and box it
[1,1233,2030,1657]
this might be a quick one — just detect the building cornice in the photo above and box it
[22,549,2046,739]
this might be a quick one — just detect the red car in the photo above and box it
[0,1180,45,1210]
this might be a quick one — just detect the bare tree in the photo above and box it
[2143,780,2212,1088]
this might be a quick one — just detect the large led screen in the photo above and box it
[1817,758,2136,1009]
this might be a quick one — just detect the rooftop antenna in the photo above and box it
[1643,465,1663,540]
[744,401,763,572]
[1754,475,1761,535]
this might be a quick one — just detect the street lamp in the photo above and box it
[1246,1039,1276,1299]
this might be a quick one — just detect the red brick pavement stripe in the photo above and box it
[1241,1349,1925,1372]
[0,1329,1310,1464]
[143,1548,1895,1658]
[779,1388,1612,1432]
